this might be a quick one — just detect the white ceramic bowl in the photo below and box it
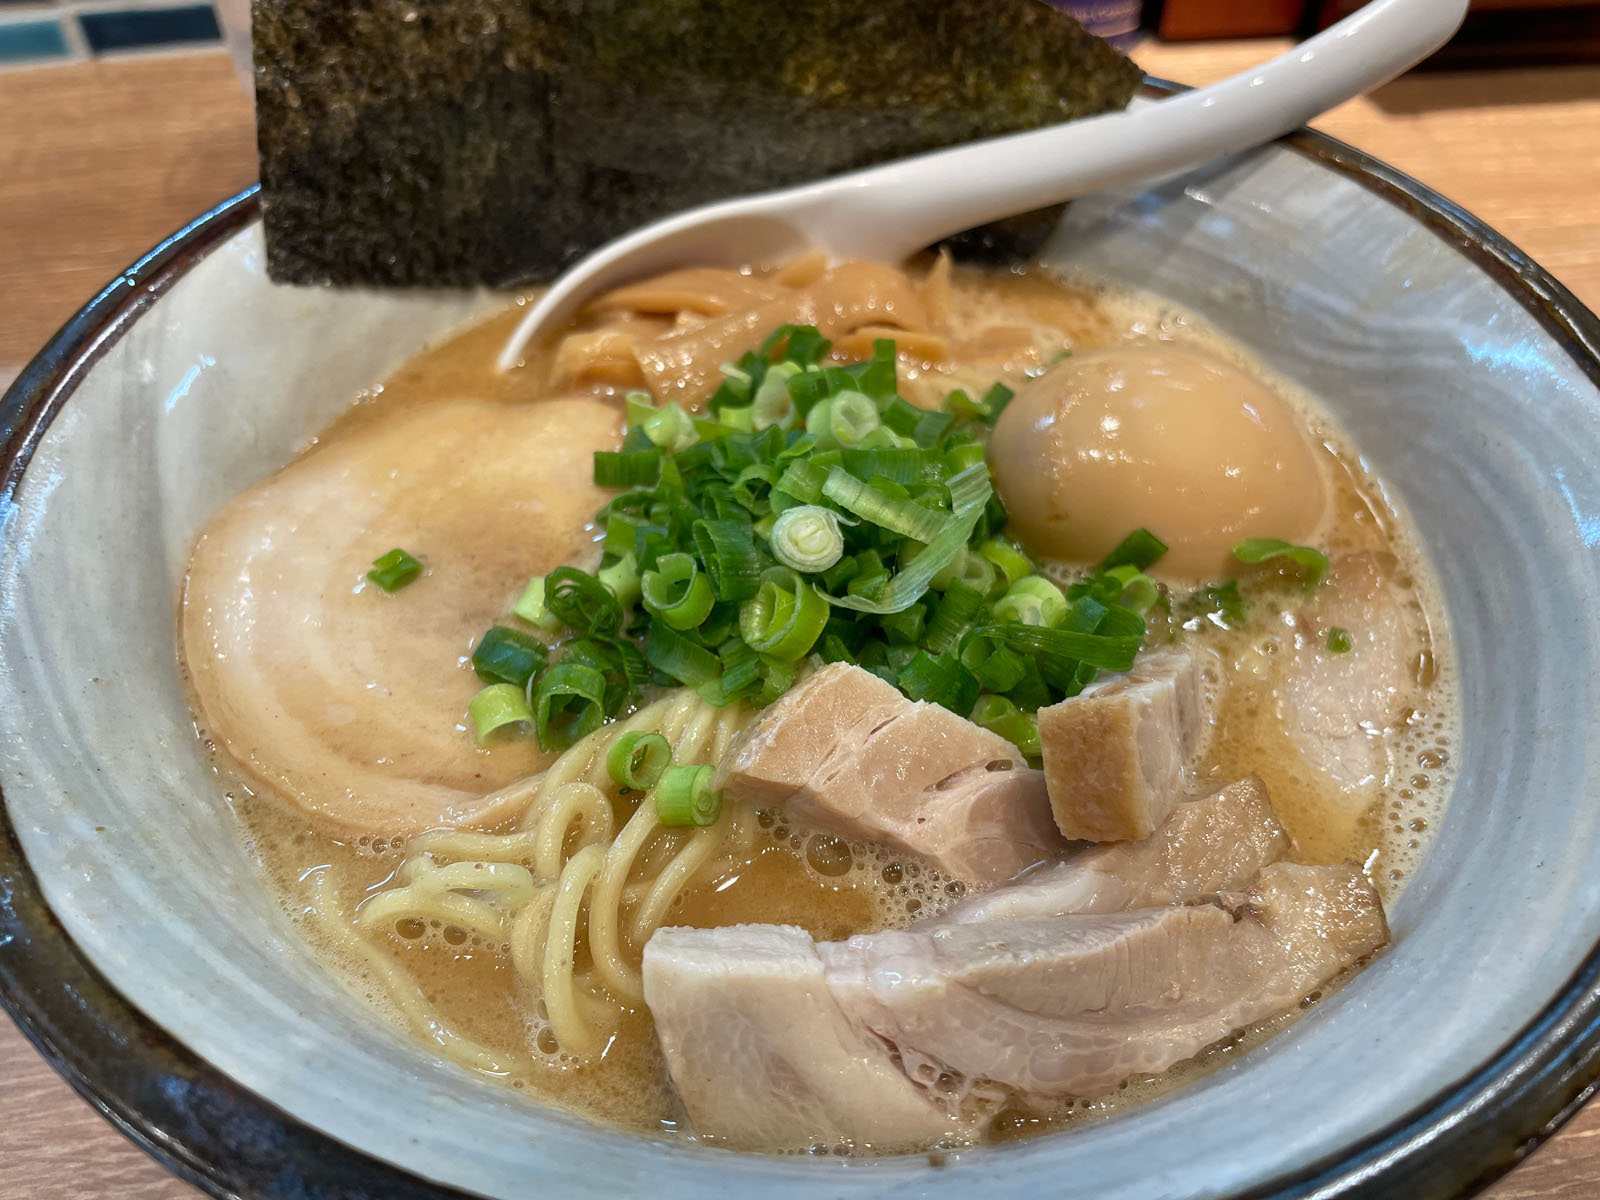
[3,118,1600,1199]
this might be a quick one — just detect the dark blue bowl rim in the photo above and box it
[4,82,1600,1200]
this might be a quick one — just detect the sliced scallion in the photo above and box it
[973,621,1143,673]
[692,518,763,602]
[593,449,663,489]
[597,552,641,608]
[645,623,722,688]
[1099,528,1169,572]
[641,402,699,453]
[898,650,980,715]
[807,390,881,450]
[641,553,716,630]
[752,361,802,430]
[512,575,561,633]
[655,764,722,827]
[970,694,1041,757]
[993,576,1068,627]
[606,731,672,791]
[532,660,608,750]
[1327,626,1353,654]
[471,626,549,689]
[822,467,948,544]
[543,566,624,636]
[768,505,847,574]
[367,548,423,592]
[739,568,830,662]
[468,683,533,743]
[1233,537,1330,590]
[978,537,1033,585]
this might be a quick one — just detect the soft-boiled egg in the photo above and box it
[988,346,1327,581]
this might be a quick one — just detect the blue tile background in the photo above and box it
[79,4,220,52]
[0,3,226,65]
[0,17,69,63]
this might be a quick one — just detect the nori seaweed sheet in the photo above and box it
[253,0,1142,287]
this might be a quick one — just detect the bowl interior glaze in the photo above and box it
[3,137,1600,1200]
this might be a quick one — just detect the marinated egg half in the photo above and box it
[988,347,1326,580]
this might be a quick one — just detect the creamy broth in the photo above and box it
[192,262,1456,1149]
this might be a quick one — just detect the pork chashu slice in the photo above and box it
[642,924,958,1152]
[820,862,1388,1103]
[714,662,1064,884]
[1038,646,1216,842]
[943,775,1289,925]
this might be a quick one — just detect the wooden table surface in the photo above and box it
[1,39,1598,1200]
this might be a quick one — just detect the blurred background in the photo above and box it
[0,7,1597,1190]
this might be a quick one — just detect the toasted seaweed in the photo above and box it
[253,0,1142,288]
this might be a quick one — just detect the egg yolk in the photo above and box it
[988,346,1327,581]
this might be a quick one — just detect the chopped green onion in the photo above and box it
[1233,537,1330,590]
[978,537,1033,585]
[606,731,672,791]
[717,405,755,432]
[693,518,763,603]
[925,579,985,653]
[752,361,802,430]
[593,449,663,489]
[761,323,831,366]
[512,575,562,633]
[827,463,992,615]
[1099,528,1169,572]
[950,550,998,596]
[543,566,624,636]
[993,575,1068,627]
[970,694,1041,757]
[717,637,761,699]
[367,548,423,592]
[532,660,608,750]
[1327,626,1353,654]
[755,657,799,707]
[645,624,722,688]
[640,402,698,453]
[822,467,948,543]
[471,626,549,689]
[912,408,957,447]
[807,390,882,450]
[774,459,829,505]
[739,568,830,662]
[641,553,716,630]
[768,505,847,574]
[898,650,980,715]
[597,552,641,608]
[718,361,754,396]
[625,390,656,428]
[973,622,1143,673]
[880,604,927,646]
[1104,564,1160,614]
[981,382,1016,424]
[943,382,1014,424]
[468,683,533,742]
[655,764,722,827]
[960,638,1029,693]
[838,447,941,485]
[880,396,926,437]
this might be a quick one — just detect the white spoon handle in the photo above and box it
[814,0,1469,257]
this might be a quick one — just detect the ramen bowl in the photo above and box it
[3,112,1600,1198]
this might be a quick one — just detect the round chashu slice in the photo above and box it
[183,395,621,836]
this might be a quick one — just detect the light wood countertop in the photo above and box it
[1,40,1598,1200]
